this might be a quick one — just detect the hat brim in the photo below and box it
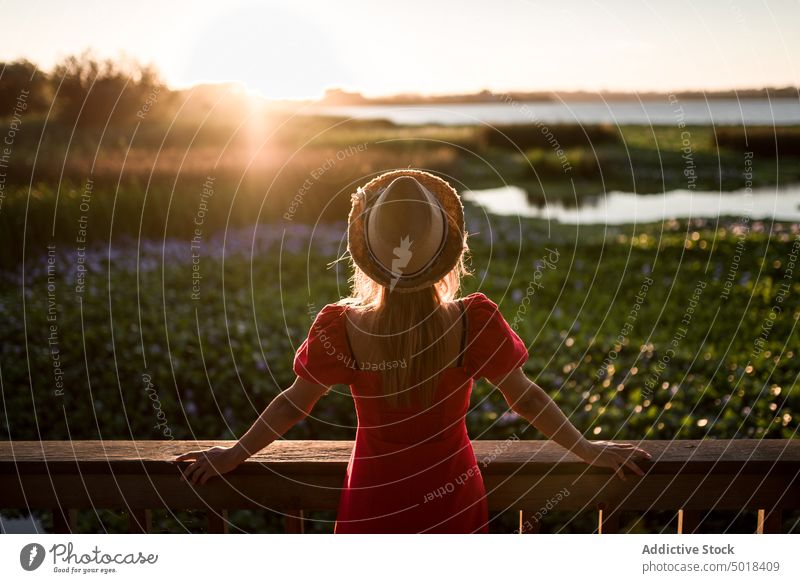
[348,169,466,293]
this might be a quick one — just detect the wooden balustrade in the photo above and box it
[1,439,798,533]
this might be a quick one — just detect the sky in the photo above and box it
[1,0,799,100]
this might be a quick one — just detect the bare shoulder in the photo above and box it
[439,298,463,314]
[340,304,375,335]
[341,303,367,321]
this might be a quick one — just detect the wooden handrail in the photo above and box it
[1,440,798,533]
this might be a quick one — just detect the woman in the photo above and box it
[174,169,650,533]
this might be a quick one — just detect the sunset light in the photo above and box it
[1,0,799,575]
[1,0,799,99]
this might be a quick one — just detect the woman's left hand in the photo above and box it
[172,445,243,486]
[577,440,652,481]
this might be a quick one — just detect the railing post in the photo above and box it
[52,508,78,534]
[518,510,541,533]
[678,509,700,534]
[127,509,152,533]
[598,503,620,534]
[757,508,782,534]
[207,510,229,534]
[284,509,305,534]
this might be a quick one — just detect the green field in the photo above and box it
[2,207,797,532]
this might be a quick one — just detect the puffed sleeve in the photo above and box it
[464,293,529,380]
[293,304,356,386]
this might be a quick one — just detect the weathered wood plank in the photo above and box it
[3,440,798,474]
[4,471,794,513]
[1,440,798,518]
[0,473,345,510]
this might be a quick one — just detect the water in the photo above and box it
[309,98,800,126]
[0,514,42,534]
[463,184,800,224]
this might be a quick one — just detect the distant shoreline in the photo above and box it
[305,87,800,107]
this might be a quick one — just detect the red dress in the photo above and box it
[293,292,529,533]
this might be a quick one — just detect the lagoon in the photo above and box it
[309,98,800,126]
[463,184,800,224]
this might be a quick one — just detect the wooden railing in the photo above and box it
[1,440,798,533]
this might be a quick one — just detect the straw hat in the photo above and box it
[347,169,466,292]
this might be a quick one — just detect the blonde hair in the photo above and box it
[339,251,471,408]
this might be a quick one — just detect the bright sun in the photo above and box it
[169,1,354,101]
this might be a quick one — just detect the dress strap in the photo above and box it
[456,299,468,367]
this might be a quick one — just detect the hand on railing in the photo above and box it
[172,445,246,486]
[576,441,652,482]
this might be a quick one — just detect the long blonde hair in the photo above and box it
[340,251,470,408]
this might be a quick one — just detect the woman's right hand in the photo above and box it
[576,440,652,481]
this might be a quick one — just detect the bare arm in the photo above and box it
[231,377,330,461]
[487,368,651,480]
[174,376,330,485]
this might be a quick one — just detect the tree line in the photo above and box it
[0,51,162,127]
